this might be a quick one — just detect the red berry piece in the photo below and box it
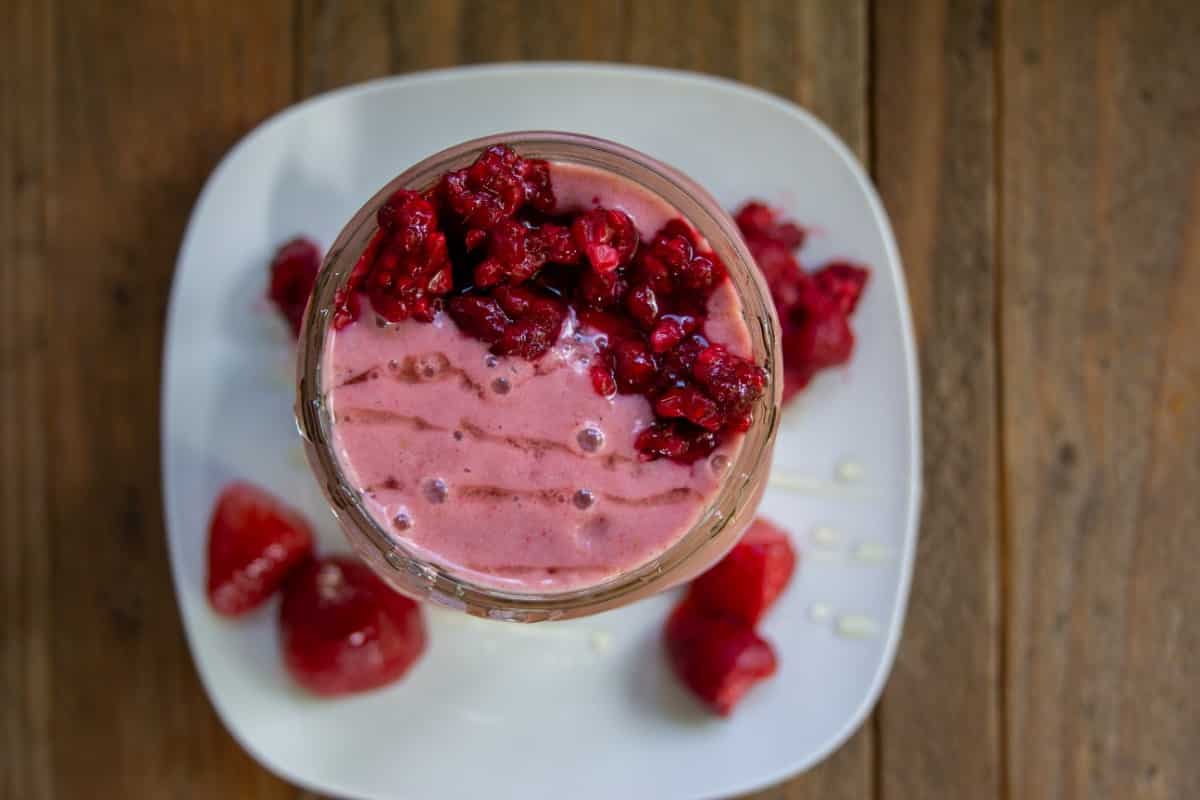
[734,201,806,250]
[634,420,718,464]
[571,208,639,277]
[812,261,869,315]
[447,295,509,344]
[206,482,314,617]
[590,360,617,397]
[440,144,554,236]
[655,385,723,431]
[279,557,427,697]
[785,312,855,370]
[663,600,778,716]
[625,283,660,328]
[611,339,657,393]
[688,517,797,625]
[267,237,322,336]
[692,344,768,417]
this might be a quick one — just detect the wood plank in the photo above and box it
[1000,1,1200,797]
[1,2,53,798]
[42,2,297,797]
[872,1,1003,798]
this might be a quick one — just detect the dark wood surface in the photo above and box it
[3,2,1197,798]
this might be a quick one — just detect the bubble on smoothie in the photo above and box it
[393,509,414,531]
[491,377,511,395]
[423,478,449,504]
[576,426,605,453]
[573,489,596,510]
[485,354,499,368]
[709,453,731,475]
[417,354,442,379]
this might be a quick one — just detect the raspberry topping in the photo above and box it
[734,202,868,402]
[336,145,767,464]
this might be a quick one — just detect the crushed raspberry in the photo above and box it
[279,556,427,696]
[734,202,869,402]
[267,237,322,336]
[440,144,555,238]
[334,145,769,464]
[734,202,806,250]
[572,208,639,277]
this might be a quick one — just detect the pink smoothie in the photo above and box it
[323,164,752,592]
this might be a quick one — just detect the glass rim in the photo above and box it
[296,131,782,620]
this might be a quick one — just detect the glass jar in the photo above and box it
[296,132,782,622]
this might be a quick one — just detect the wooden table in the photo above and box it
[4,2,1198,797]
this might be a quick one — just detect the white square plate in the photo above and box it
[162,64,920,800]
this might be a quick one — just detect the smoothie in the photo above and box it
[320,148,765,592]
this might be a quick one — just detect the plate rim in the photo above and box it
[161,61,923,800]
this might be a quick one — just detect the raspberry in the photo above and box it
[734,201,868,404]
[655,385,723,431]
[625,283,660,328]
[571,209,639,277]
[267,237,322,336]
[447,295,509,343]
[812,261,869,315]
[611,339,657,394]
[634,420,718,464]
[440,144,555,236]
[693,345,767,417]
[734,202,806,249]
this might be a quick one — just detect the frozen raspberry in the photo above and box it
[625,283,660,328]
[207,482,314,617]
[635,421,718,464]
[655,385,723,431]
[663,600,778,716]
[734,202,806,250]
[785,312,855,370]
[590,360,617,397]
[693,345,767,417]
[812,261,869,315]
[447,295,508,343]
[279,557,426,697]
[611,339,657,394]
[267,237,322,336]
[440,144,554,237]
[571,208,639,277]
[688,517,797,625]
[735,201,868,405]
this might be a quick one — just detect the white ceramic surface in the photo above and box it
[162,63,921,800]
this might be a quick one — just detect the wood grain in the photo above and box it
[2,2,53,798]
[7,1,1200,798]
[871,2,1004,798]
[1000,1,1200,797]
[4,1,299,797]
